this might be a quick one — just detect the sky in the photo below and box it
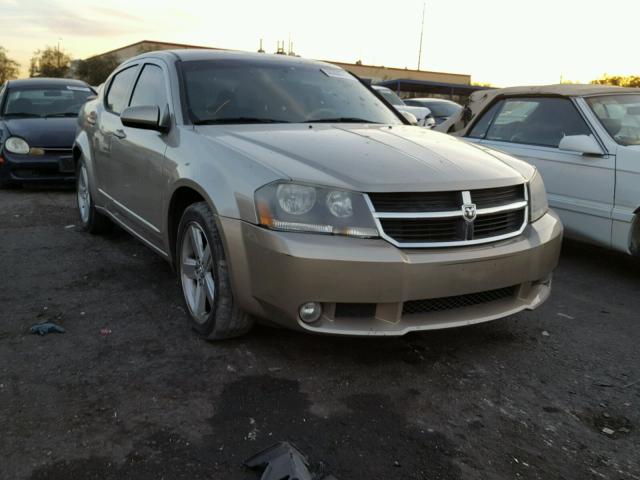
[0,0,638,86]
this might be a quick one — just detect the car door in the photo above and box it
[465,96,615,248]
[107,62,172,246]
[94,64,140,200]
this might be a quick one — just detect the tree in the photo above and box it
[76,54,120,86]
[29,46,72,78]
[0,47,20,83]
[591,75,640,88]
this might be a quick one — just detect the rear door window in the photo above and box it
[105,66,138,115]
[483,97,591,148]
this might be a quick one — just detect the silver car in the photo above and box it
[74,50,562,339]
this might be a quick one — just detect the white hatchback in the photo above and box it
[439,85,640,255]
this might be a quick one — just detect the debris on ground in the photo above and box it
[542,331,550,337]
[602,427,615,436]
[245,442,337,480]
[30,322,65,335]
[557,313,575,320]
[100,328,112,336]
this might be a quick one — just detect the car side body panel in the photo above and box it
[612,145,640,253]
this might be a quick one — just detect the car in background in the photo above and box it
[438,84,640,256]
[74,49,561,340]
[403,97,462,125]
[0,78,96,187]
[372,85,435,128]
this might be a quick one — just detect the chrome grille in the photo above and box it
[366,184,528,248]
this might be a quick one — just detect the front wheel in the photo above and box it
[76,157,112,234]
[177,202,253,340]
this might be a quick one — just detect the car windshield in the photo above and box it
[587,94,640,146]
[180,59,402,125]
[376,88,405,107]
[423,102,461,117]
[2,85,94,118]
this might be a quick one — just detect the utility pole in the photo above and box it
[57,38,61,69]
[417,1,426,70]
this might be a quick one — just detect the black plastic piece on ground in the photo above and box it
[245,442,337,480]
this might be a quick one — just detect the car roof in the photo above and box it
[7,77,91,88]
[475,83,639,98]
[127,48,338,70]
[409,98,460,104]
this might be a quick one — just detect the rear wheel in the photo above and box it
[177,202,253,340]
[76,157,112,234]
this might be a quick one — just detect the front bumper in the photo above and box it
[0,150,75,184]
[221,210,563,336]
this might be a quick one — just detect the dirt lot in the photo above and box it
[1,187,639,480]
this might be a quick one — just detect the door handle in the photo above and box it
[113,129,127,139]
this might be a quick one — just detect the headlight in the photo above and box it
[529,170,548,222]
[4,136,30,155]
[255,182,379,238]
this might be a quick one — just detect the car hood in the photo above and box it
[3,117,77,148]
[197,124,529,192]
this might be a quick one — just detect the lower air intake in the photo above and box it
[402,286,518,316]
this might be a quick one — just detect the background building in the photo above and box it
[86,40,485,102]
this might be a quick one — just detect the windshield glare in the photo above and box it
[181,60,402,125]
[377,88,405,106]
[587,94,640,146]
[3,86,94,118]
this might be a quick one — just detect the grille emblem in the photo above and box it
[462,203,477,223]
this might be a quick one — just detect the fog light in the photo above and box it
[299,302,322,323]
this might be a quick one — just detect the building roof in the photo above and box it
[85,39,224,60]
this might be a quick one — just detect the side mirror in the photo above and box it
[121,105,168,132]
[400,111,418,125]
[558,134,604,156]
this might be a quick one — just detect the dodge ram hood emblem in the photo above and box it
[462,203,477,223]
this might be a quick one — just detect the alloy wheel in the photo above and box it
[77,164,91,223]
[180,222,216,324]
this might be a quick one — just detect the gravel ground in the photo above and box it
[1,187,639,480]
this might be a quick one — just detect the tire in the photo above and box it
[177,202,253,340]
[76,156,112,234]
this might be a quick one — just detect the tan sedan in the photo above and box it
[73,49,562,339]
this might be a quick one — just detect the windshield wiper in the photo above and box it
[194,117,290,125]
[303,117,381,124]
[3,112,41,118]
[44,112,78,118]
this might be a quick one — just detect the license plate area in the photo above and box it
[58,156,75,173]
